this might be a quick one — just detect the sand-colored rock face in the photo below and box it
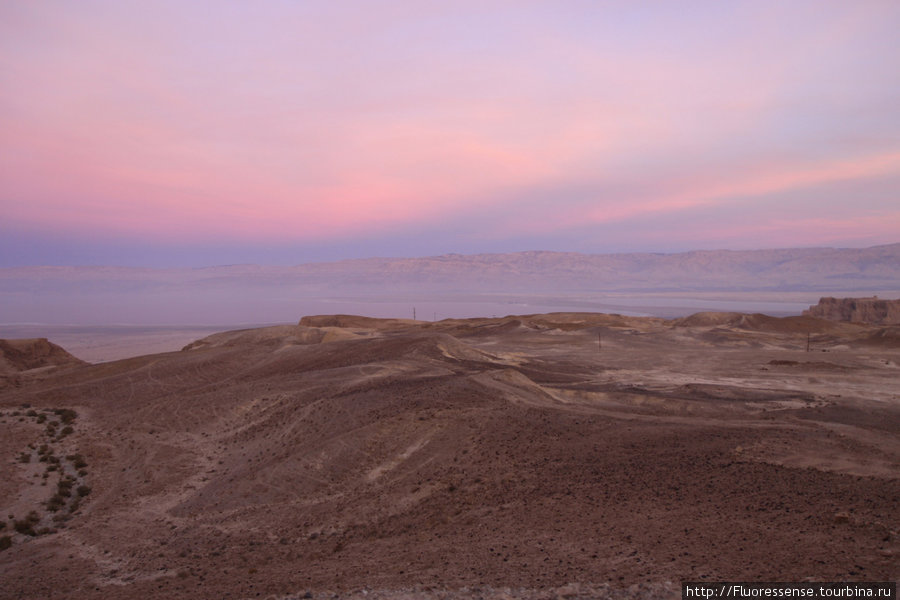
[0,338,85,375]
[0,313,898,599]
[804,296,900,325]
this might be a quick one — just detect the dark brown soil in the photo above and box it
[0,313,897,600]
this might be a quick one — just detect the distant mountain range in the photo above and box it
[297,243,900,291]
[3,243,899,292]
[1,243,898,324]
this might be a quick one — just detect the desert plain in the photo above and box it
[0,311,898,599]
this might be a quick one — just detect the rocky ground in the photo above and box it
[0,312,898,599]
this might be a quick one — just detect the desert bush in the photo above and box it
[46,494,66,512]
[36,414,46,423]
[57,482,73,497]
[76,485,91,497]
[26,410,37,417]
[14,520,36,536]
[59,426,74,436]
[54,409,77,424]
[18,452,30,463]
[0,536,11,551]
[68,455,88,469]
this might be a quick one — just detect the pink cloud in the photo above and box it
[574,152,900,228]
[653,213,900,251]
[2,1,898,257]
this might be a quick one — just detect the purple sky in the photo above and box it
[1,1,898,267]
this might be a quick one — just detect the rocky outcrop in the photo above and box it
[0,338,86,374]
[803,297,900,325]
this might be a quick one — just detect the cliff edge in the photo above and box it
[803,296,900,325]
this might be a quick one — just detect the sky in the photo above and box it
[1,0,898,267]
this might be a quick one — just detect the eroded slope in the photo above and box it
[0,314,897,599]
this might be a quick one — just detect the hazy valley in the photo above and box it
[3,244,899,328]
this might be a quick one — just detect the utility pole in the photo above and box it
[806,332,810,352]
[598,332,602,353]
[413,307,416,321]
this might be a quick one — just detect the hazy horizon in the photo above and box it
[2,245,898,327]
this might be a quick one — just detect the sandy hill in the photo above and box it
[0,338,85,375]
[0,313,897,599]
